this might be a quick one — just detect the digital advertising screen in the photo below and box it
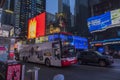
[88,15,101,32]
[28,12,46,39]
[88,12,111,32]
[28,17,37,39]
[36,12,46,37]
[73,36,88,50]
[111,9,120,25]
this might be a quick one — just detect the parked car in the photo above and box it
[77,51,114,67]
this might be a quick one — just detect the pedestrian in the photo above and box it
[35,46,39,55]
[30,47,34,55]
[55,49,60,60]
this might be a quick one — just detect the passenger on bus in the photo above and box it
[55,49,60,60]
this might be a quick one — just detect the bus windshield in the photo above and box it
[61,45,75,58]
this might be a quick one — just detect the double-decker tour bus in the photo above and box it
[19,32,77,67]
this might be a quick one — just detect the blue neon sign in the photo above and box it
[73,36,88,50]
[88,12,111,32]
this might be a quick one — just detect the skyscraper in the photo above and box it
[0,0,6,8]
[58,0,71,32]
[19,0,46,39]
[74,0,99,37]
[89,0,120,52]
[1,0,15,26]
[92,0,120,16]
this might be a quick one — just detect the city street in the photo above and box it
[24,59,120,80]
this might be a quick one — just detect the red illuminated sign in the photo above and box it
[27,12,46,39]
[36,12,46,37]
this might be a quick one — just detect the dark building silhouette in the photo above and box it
[0,0,15,26]
[74,0,99,37]
[58,0,71,32]
[0,0,6,8]
[92,0,120,16]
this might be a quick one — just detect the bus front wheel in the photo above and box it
[45,59,51,67]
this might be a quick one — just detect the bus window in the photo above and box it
[61,46,75,58]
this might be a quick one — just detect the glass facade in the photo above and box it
[0,0,15,26]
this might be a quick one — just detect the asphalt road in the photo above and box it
[24,59,120,80]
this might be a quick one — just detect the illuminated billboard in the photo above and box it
[28,12,46,39]
[111,9,120,25]
[28,18,37,39]
[87,12,111,32]
[73,36,88,50]
[36,12,46,37]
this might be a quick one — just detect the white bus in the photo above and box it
[19,40,77,67]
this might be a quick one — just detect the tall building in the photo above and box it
[14,0,21,36]
[1,0,15,26]
[0,0,6,8]
[0,0,15,31]
[74,0,99,37]
[89,0,120,54]
[92,0,120,16]
[58,0,71,32]
[0,0,15,44]
[19,0,46,39]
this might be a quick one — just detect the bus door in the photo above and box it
[52,42,61,66]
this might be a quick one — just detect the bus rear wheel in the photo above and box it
[45,59,51,67]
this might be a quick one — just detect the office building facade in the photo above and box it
[0,0,15,26]
[92,0,120,16]
[0,0,15,45]
[89,0,120,55]
[74,0,99,37]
